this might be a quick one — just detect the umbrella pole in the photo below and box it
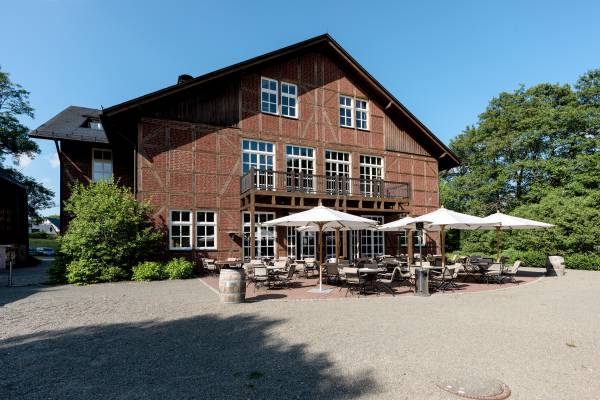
[440,225,446,269]
[319,223,324,292]
[335,227,340,264]
[496,226,501,262]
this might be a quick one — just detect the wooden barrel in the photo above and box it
[218,269,246,303]
[546,256,565,276]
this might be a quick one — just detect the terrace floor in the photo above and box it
[200,270,543,302]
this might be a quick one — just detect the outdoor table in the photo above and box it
[358,267,386,294]
[215,260,241,269]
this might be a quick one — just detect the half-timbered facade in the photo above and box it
[31,35,459,261]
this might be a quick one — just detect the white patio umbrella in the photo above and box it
[407,207,498,268]
[480,211,555,261]
[263,205,378,292]
[378,216,418,231]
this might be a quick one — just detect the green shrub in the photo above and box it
[132,261,165,281]
[164,258,194,279]
[564,253,600,271]
[29,232,49,239]
[65,259,127,285]
[57,179,164,284]
[48,254,69,284]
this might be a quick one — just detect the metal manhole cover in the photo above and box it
[437,378,511,399]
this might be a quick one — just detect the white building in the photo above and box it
[29,218,60,236]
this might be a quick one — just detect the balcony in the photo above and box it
[240,168,410,213]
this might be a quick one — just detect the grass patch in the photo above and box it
[30,238,58,250]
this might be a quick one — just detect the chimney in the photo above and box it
[177,74,193,84]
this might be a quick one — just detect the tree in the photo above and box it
[0,66,54,218]
[442,69,600,257]
[58,179,164,284]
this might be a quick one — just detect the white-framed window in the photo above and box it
[286,226,316,260]
[92,148,113,182]
[196,211,217,250]
[242,212,276,259]
[339,95,353,127]
[413,230,426,247]
[169,210,192,250]
[325,150,351,194]
[355,99,368,130]
[261,77,278,114]
[397,232,408,247]
[360,215,384,258]
[286,145,314,192]
[281,82,298,118]
[359,155,383,196]
[89,120,103,130]
[325,231,339,260]
[242,139,275,190]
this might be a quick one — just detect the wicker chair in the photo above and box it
[431,267,458,291]
[202,258,217,276]
[324,262,340,284]
[272,264,296,288]
[376,267,401,295]
[344,267,366,297]
[250,266,270,290]
[501,260,522,283]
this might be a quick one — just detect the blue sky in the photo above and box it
[3,0,600,215]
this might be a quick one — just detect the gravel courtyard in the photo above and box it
[1,263,599,400]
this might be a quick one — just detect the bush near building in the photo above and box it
[55,180,164,285]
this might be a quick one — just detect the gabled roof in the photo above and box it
[102,34,459,169]
[30,106,108,143]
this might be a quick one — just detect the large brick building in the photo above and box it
[31,34,459,261]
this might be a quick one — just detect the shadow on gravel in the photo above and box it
[0,259,52,306]
[0,314,377,399]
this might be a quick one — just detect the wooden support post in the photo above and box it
[407,228,414,265]
[250,194,256,259]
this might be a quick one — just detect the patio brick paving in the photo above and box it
[200,270,542,302]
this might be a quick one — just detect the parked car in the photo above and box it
[37,247,56,256]
[28,247,40,256]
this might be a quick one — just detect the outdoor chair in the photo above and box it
[324,262,340,284]
[431,266,458,291]
[250,266,270,290]
[242,262,255,280]
[344,267,366,297]
[272,264,296,288]
[292,262,307,278]
[202,258,217,276]
[376,267,401,295]
[501,260,522,283]
[304,258,318,276]
[272,260,289,271]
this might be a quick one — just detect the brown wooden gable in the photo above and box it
[102,34,459,170]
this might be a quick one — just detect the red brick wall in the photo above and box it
[136,50,441,257]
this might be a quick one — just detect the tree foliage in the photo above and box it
[58,179,164,284]
[0,66,54,218]
[442,69,600,258]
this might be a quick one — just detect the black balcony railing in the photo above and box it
[240,168,410,200]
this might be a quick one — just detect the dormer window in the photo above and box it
[89,121,103,130]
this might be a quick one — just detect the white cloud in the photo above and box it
[47,153,60,168]
[17,154,33,168]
